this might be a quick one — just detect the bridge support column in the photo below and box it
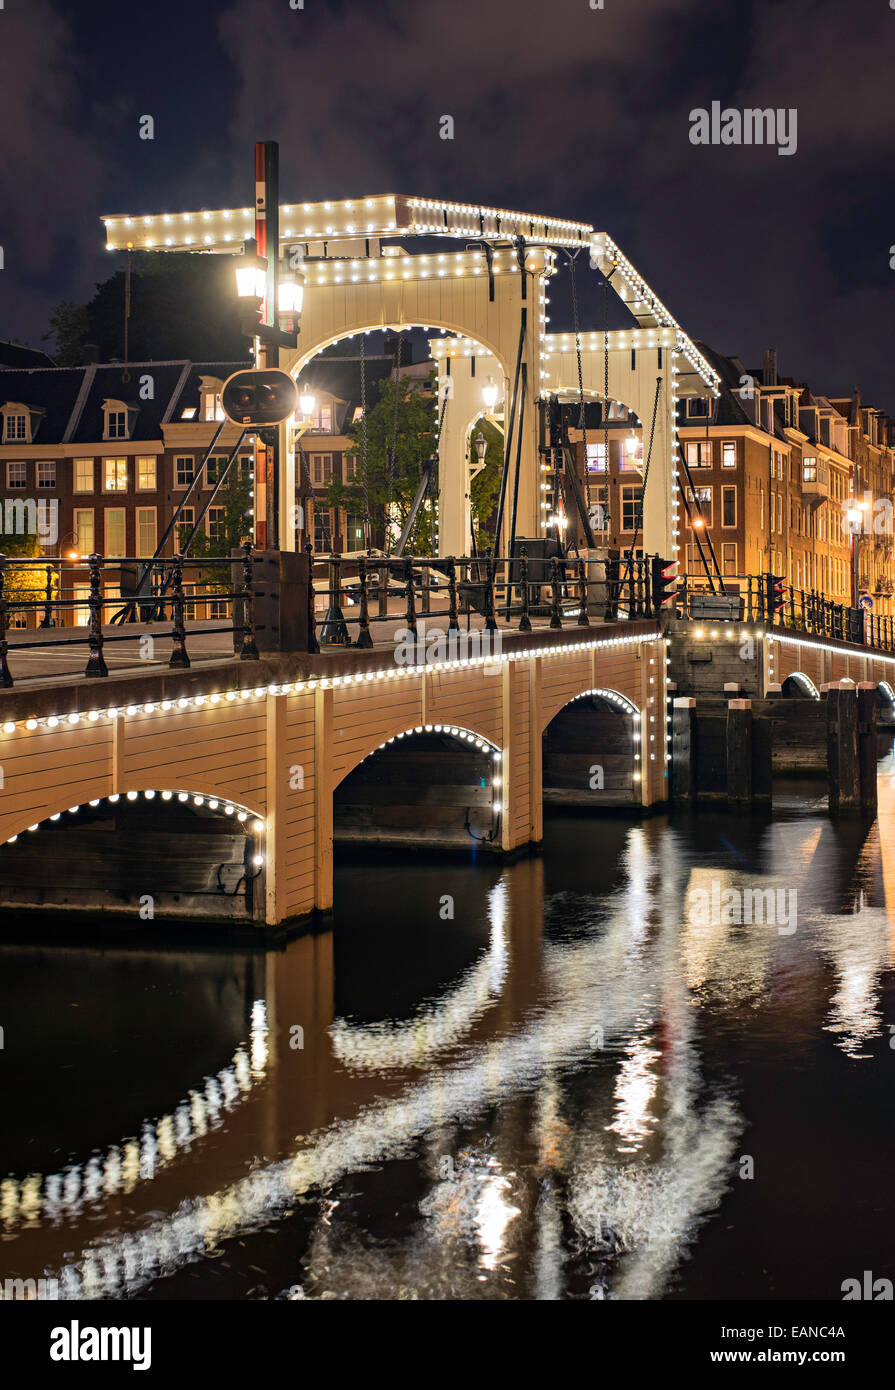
[671,697,697,800]
[826,681,860,815]
[314,686,334,912]
[726,699,753,804]
[857,682,879,815]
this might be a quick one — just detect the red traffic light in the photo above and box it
[221,369,298,427]
[651,555,678,612]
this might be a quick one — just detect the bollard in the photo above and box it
[857,682,879,815]
[726,699,753,803]
[826,681,860,814]
[671,697,697,800]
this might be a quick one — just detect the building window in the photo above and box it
[104,508,126,558]
[722,542,737,575]
[36,461,56,489]
[4,413,28,442]
[311,453,333,486]
[136,507,157,557]
[686,485,712,527]
[803,456,817,483]
[136,456,157,490]
[344,513,365,551]
[685,441,712,467]
[722,442,736,468]
[344,454,358,480]
[6,462,26,489]
[722,486,737,527]
[239,455,253,477]
[103,457,128,492]
[620,484,642,532]
[176,507,195,549]
[74,458,94,493]
[74,509,94,556]
[175,456,195,488]
[206,456,228,485]
[106,411,128,440]
[686,398,709,418]
[313,507,333,552]
[207,506,224,541]
[204,392,224,422]
[208,598,228,620]
[586,442,607,471]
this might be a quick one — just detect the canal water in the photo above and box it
[2,753,894,1301]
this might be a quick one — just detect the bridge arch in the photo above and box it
[542,687,642,807]
[782,672,821,699]
[333,722,503,850]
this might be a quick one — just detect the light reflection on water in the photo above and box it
[1,769,894,1301]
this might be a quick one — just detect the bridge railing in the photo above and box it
[677,573,895,652]
[308,550,660,650]
[0,545,260,687]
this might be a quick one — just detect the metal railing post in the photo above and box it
[447,557,461,634]
[169,554,190,669]
[355,555,374,649]
[577,555,590,626]
[404,559,418,639]
[39,563,56,628]
[549,555,563,629]
[304,540,319,655]
[518,547,532,631]
[484,551,498,633]
[84,553,109,677]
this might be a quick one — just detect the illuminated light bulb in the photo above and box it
[126,705,138,716]
[25,719,37,730]
[253,854,264,867]
[252,819,264,833]
[209,799,219,810]
[162,791,173,801]
[194,796,204,806]
[47,717,59,728]
[68,713,80,725]
[127,791,138,801]
[178,792,189,802]
[237,811,248,822]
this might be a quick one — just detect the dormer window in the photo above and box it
[198,377,225,422]
[1,402,38,444]
[101,399,137,442]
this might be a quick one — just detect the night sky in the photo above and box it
[2,0,894,403]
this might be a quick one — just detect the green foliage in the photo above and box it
[182,466,254,593]
[324,372,438,553]
[0,530,46,607]
[42,253,250,366]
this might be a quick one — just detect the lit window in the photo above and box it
[685,441,712,467]
[74,509,94,555]
[74,458,94,492]
[204,393,225,422]
[104,507,126,557]
[722,442,736,468]
[4,414,28,442]
[136,456,157,490]
[586,442,607,471]
[802,456,817,483]
[103,458,128,491]
[135,506,157,556]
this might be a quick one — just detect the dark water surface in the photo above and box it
[2,758,894,1302]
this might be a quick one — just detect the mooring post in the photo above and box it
[856,681,879,815]
[726,698,753,804]
[671,697,697,801]
[826,680,860,814]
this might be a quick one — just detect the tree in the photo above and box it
[182,466,254,594]
[42,253,249,366]
[0,529,47,611]
[324,372,438,553]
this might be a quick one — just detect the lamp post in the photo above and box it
[847,503,865,609]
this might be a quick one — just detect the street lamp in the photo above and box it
[298,385,317,420]
[482,376,499,410]
[474,431,487,466]
[235,243,267,303]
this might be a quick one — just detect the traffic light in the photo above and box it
[764,572,785,619]
[651,556,678,614]
[221,369,298,428]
